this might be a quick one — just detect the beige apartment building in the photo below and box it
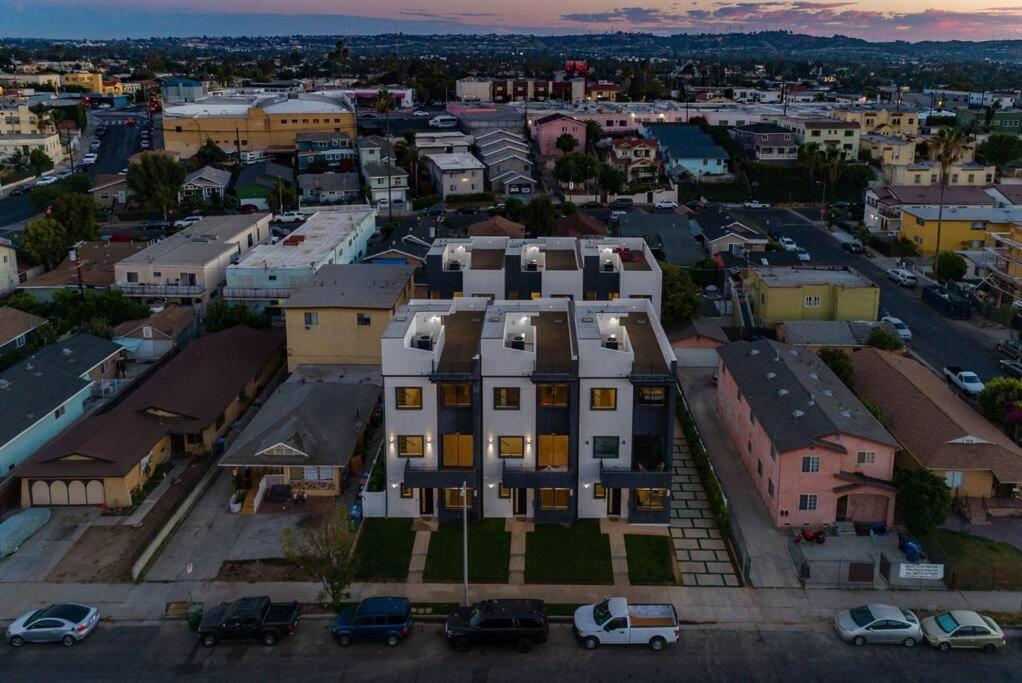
[1,103,52,135]
[283,263,416,371]
[832,104,920,137]
[0,132,64,164]
[113,214,271,313]
[768,116,861,160]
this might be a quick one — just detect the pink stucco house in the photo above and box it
[530,114,586,157]
[715,339,898,529]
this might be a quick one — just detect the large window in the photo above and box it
[593,436,619,459]
[442,434,474,467]
[636,387,666,406]
[498,436,524,458]
[635,488,667,510]
[801,456,821,473]
[798,494,818,511]
[493,387,520,410]
[442,384,472,407]
[538,488,570,510]
[444,487,472,508]
[537,434,569,468]
[304,311,319,326]
[590,388,617,410]
[397,436,424,458]
[395,387,422,410]
[856,451,876,465]
[538,384,568,407]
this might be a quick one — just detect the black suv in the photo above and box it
[443,599,548,653]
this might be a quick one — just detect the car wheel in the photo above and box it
[201,634,217,648]
[938,642,951,652]
[387,635,400,647]
[261,632,277,647]
[903,638,916,648]
[337,634,352,647]
[852,636,865,647]
[515,638,533,653]
[9,635,24,647]
[452,638,470,653]
[583,636,599,650]
[62,635,76,647]
[983,643,997,654]
[649,636,666,652]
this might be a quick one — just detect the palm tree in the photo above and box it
[825,147,842,188]
[930,126,968,280]
[798,142,824,186]
[328,39,350,80]
[375,89,396,224]
[638,60,652,101]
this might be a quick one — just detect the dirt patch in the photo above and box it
[215,559,314,582]
[46,461,210,583]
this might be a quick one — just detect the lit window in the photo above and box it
[498,485,512,499]
[441,434,473,467]
[395,387,422,409]
[538,384,568,407]
[442,384,472,407]
[498,436,524,459]
[400,486,414,499]
[537,435,569,468]
[635,488,666,510]
[444,487,472,508]
[493,387,520,410]
[590,388,617,410]
[538,488,569,509]
[397,436,424,458]
[593,484,606,499]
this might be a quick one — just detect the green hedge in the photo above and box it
[411,194,441,210]
[675,392,730,537]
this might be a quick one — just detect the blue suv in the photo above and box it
[332,598,413,647]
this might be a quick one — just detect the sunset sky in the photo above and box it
[2,1,1020,40]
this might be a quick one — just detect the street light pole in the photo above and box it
[462,480,469,607]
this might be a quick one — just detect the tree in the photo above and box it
[523,195,557,237]
[584,119,604,152]
[127,153,186,220]
[553,152,600,192]
[894,468,952,537]
[818,347,854,388]
[504,197,526,222]
[80,317,114,340]
[977,376,1022,436]
[797,142,823,185]
[327,39,350,78]
[266,178,298,214]
[20,217,68,269]
[825,147,842,188]
[52,193,97,242]
[192,138,229,169]
[659,261,700,326]
[691,257,724,289]
[930,127,968,280]
[203,300,269,332]
[280,507,358,608]
[555,133,578,154]
[934,251,967,283]
[868,326,903,351]
[598,165,625,196]
[64,172,92,194]
[561,201,577,216]
[28,148,53,176]
[977,133,1022,171]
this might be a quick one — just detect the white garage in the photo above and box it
[28,480,105,506]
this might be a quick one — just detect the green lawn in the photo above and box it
[355,518,417,580]
[624,535,676,585]
[525,520,613,584]
[423,519,511,582]
[927,529,1022,591]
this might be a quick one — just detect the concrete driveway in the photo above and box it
[679,367,802,589]
[0,508,103,583]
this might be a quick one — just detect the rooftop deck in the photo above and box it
[620,312,669,376]
[544,249,578,271]
[534,311,572,374]
[437,310,485,374]
[471,248,505,270]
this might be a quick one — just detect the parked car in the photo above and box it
[34,176,58,186]
[239,204,260,214]
[609,198,634,210]
[413,110,432,117]
[921,611,1005,652]
[834,604,922,648]
[828,200,851,209]
[455,206,479,215]
[81,153,98,165]
[443,599,548,653]
[841,240,865,254]
[581,201,603,209]
[6,603,99,647]
[137,220,170,235]
[428,114,458,128]
[743,200,770,209]
[422,204,447,218]
[996,339,1022,359]
[332,597,412,647]
[173,214,205,229]
[777,237,797,252]
[573,598,679,652]
[882,316,912,342]
[273,211,305,224]
[943,366,985,396]
[654,200,678,210]
[795,247,811,262]
[610,210,627,220]
[1000,359,1022,378]
[197,597,300,647]
[887,268,918,287]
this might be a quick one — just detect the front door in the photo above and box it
[513,488,528,516]
[419,488,434,516]
[171,434,185,454]
[836,495,848,521]
[607,488,622,516]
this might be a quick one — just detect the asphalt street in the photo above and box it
[731,206,1004,381]
[1,619,1018,682]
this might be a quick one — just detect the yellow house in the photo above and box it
[860,133,915,167]
[1,103,53,135]
[832,105,920,137]
[900,205,1022,255]
[162,94,356,158]
[283,263,416,371]
[767,116,861,160]
[62,71,104,92]
[744,266,879,326]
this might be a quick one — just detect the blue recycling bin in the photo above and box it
[904,539,922,563]
[348,502,363,527]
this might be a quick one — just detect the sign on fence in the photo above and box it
[898,563,944,580]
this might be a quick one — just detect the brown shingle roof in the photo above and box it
[0,308,46,345]
[112,306,196,339]
[556,212,607,238]
[850,348,1022,483]
[20,241,147,289]
[468,215,525,239]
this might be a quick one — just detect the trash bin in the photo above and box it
[904,540,922,563]
[348,502,363,527]
[187,604,203,632]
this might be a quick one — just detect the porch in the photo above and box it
[235,466,341,515]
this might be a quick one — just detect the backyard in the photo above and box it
[624,535,676,585]
[355,518,417,580]
[927,529,1022,591]
[524,520,613,584]
[423,519,511,583]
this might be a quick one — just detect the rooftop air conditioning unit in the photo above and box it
[415,334,434,350]
[604,335,619,351]
[601,259,615,272]
[510,335,526,351]
[526,259,538,272]
[448,260,461,271]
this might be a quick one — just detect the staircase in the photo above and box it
[834,521,856,536]
[241,487,257,515]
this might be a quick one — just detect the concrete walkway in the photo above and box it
[406,519,436,584]
[120,462,188,527]
[680,368,803,589]
[505,519,530,585]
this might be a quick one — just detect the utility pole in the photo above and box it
[235,126,243,165]
[71,242,85,300]
[462,480,469,607]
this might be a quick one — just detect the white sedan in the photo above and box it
[882,316,912,342]
[413,110,432,117]
[777,237,798,252]
[34,176,58,186]
[81,153,98,165]
[744,200,770,209]
[795,247,811,262]
[273,211,305,224]
[654,200,678,210]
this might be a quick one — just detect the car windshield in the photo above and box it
[934,612,959,634]
[961,373,979,383]
[468,607,486,627]
[892,322,906,330]
[849,606,874,627]
[593,600,612,625]
[901,609,917,623]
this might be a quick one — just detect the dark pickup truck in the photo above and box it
[197,596,300,647]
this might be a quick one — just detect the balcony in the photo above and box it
[599,460,671,488]
[630,361,675,383]
[500,460,575,489]
[222,286,294,301]
[403,458,476,488]
[114,281,205,296]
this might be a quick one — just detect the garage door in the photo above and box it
[31,481,50,505]
[49,481,69,505]
[86,481,105,505]
[68,481,87,505]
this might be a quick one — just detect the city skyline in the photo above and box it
[1,1,1021,41]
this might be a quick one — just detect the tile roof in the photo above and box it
[21,241,147,289]
[850,348,1022,483]
[717,339,897,454]
[112,305,196,339]
[556,212,608,238]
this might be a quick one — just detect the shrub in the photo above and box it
[675,393,730,537]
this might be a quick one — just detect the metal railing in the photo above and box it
[222,287,294,300]
[114,282,205,296]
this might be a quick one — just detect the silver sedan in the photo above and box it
[835,604,922,647]
[6,603,99,647]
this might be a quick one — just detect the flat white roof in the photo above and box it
[426,152,485,171]
[231,208,374,270]
[263,99,348,114]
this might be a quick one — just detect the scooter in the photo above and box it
[794,527,827,544]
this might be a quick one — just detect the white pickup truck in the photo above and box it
[573,597,679,651]
[944,366,985,396]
